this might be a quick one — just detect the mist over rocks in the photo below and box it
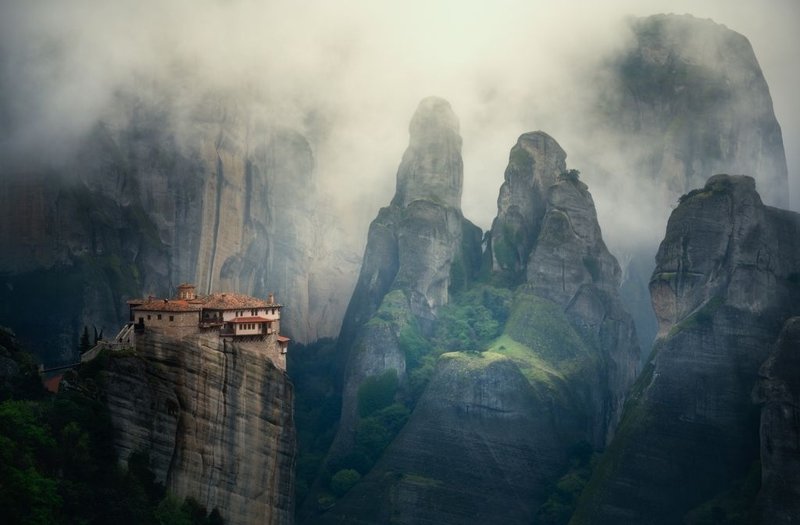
[0,90,360,360]
[585,13,791,355]
[572,174,800,525]
[612,15,787,208]
[392,96,463,210]
[328,96,480,459]
[487,131,565,278]
[316,130,640,524]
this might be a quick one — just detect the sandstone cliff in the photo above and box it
[572,175,800,525]
[101,328,295,525]
[0,90,358,363]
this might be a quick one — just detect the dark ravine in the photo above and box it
[572,175,800,525]
[101,329,296,525]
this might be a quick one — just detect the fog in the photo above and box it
[1,0,798,248]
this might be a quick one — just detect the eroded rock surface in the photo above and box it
[329,97,480,458]
[103,329,296,525]
[572,175,800,525]
[318,133,639,524]
[318,352,563,525]
[0,92,358,363]
[754,317,800,524]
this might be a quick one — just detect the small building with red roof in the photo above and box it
[124,284,290,370]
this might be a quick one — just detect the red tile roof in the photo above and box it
[229,316,271,323]
[200,293,271,310]
[130,291,279,312]
[43,373,63,393]
[277,335,290,343]
[132,299,201,312]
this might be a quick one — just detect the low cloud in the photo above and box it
[1,0,797,250]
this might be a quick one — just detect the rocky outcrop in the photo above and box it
[330,97,480,456]
[605,14,788,207]
[0,92,358,362]
[488,132,565,278]
[572,175,800,525]
[597,13,790,354]
[317,133,639,524]
[754,317,800,524]
[528,171,640,443]
[102,329,295,525]
[488,132,640,443]
[317,352,564,524]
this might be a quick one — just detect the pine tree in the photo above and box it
[79,326,91,354]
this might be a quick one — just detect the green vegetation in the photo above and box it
[536,441,596,525]
[510,145,533,167]
[286,338,341,507]
[433,285,511,352]
[0,336,224,524]
[668,296,725,338]
[330,469,361,496]
[559,169,581,183]
[486,336,566,395]
[357,370,399,417]
[504,289,593,368]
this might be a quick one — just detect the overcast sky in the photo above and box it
[1,0,798,243]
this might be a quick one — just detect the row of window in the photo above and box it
[141,314,176,322]
[238,323,260,331]
[233,308,279,317]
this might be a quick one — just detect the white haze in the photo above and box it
[1,0,798,252]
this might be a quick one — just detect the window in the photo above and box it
[139,317,143,323]
[157,314,162,320]
[169,316,174,322]
[147,315,151,320]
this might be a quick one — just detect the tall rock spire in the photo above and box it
[326,97,481,469]
[488,131,566,278]
[391,96,463,209]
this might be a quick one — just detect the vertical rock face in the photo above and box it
[754,317,800,524]
[392,97,463,210]
[606,14,788,207]
[322,353,564,525]
[0,92,358,362]
[599,13,790,354]
[527,173,640,442]
[330,96,480,456]
[572,175,800,525]
[318,133,639,524]
[490,132,640,443]
[488,132,565,277]
[102,330,296,525]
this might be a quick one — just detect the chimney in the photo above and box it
[268,292,275,304]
